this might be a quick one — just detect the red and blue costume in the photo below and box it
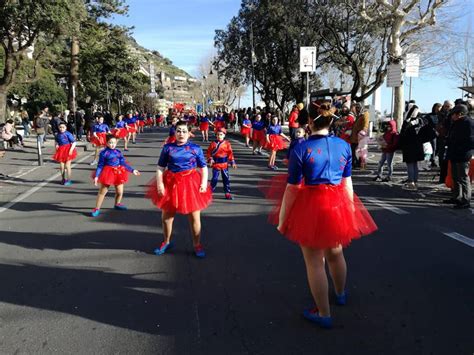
[146,142,212,214]
[269,135,377,249]
[137,114,146,127]
[124,116,137,133]
[90,123,110,147]
[265,124,288,151]
[214,115,226,132]
[206,139,235,194]
[165,126,176,144]
[240,118,252,137]
[111,120,128,139]
[93,148,134,186]
[252,121,266,145]
[199,116,210,131]
[53,131,77,162]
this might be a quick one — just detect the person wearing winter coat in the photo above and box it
[374,120,398,182]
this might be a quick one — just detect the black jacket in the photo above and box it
[399,118,424,163]
[446,116,474,162]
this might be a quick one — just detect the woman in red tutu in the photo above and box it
[53,122,77,186]
[252,114,266,154]
[199,114,214,142]
[111,114,130,151]
[146,121,212,258]
[265,115,290,170]
[240,114,252,147]
[91,134,140,217]
[164,117,179,144]
[270,103,377,329]
[89,116,110,166]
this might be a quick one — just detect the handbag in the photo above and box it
[36,127,45,135]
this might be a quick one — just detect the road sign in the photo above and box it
[405,53,420,78]
[386,63,402,88]
[207,98,213,105]
[300,46,316,72]
[196,104,203,113]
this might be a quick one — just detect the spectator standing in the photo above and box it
[75,110,85,141]
[20,109,30,137]
[287,104,301,140]
[36,107,50,147]
[436,100,454,183]
[374,120,398,182]
[349,103,369,168]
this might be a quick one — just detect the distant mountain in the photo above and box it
[126,37,192,79]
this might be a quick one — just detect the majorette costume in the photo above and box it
[199,116,210,131]
[165,126,177,144]
[240,118,252,137]
[90,123,110,147]
[92,147,135,186]
[53,131,77,162]
[251,120,266,145]
[145,142,212,214]
[267,135,377,249]
[111,120,129,139]
[214,115,226,132]
[124,116,137,133]
[265,124,288,151]
[146,114,154,126]
[206,135,235,194]
[137,114,146,127]
[156,114,163,125]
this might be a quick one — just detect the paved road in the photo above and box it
[0,129,473,354]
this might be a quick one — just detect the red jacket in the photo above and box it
[288,109,299,128]
[206,140,235,170]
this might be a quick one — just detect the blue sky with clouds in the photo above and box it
[111,0,472,112]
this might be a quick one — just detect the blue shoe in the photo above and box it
[91,208,100,217]
[194,244,206,258]
[64,180,72,186]
[114,203,128,211]
[335,291,347,306]
[303,308,333,329]
[154,242,173,255]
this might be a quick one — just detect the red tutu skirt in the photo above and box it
[214,121,225,131]
[199,122,209,131]
[111,128,128,139]
[127,124,137,133]
[165,136,176,145]
[146,118,154,126]
[90,132,107,147]
[270,183,377,249]
[145,169,212,214]
[445,160,474,189]
[137,120,145,127]
[252,130,266,145]
[93,165,129,186]
[241,126,251,136]
[265,134,288,151]
[53,144,77,163]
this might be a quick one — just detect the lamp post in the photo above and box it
[250,22,256,109]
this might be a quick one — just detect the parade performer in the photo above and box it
[268,103,377,329]
[265,116,290,170]
[165,117,179,144]
[156,114,164,127]
[252,114,266,155]
[145,121,212,258]
[90,116,110,166]
[91,134,140,217]
[199,114,214,142]
[240,114,252,147]
[124,113,138,144]
[213,112,226,133]
[137,113,146,133]
[53,122,77,186]
[111,115,130,151]
[206,128,236,200]
[146,113,154,128]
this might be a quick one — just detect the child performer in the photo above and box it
[199,114,214,142]
[124,113,138,144]
[206,128,237,200]
[137,113,145,133]
[53,121,77,185]
[145,121,212,258]
[356,130,369,170]
[165,117,179,144]
[252,114,266,155]
[240,114,252,147]
[265,115,290,170]
[90,116,110,166]
[214,112,226,133]
[91,134,140,217]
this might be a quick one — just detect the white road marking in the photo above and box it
[364,198,410,215]
[0,152,93,214]
[443,232,474,248]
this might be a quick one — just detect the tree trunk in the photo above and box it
[0,87,7,123]
[390,19,405,130]
[68,36,80,113]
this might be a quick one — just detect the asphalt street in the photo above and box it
[0,128,473,355]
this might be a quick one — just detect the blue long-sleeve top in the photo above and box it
[55,131,75,146]
[92,123,110,133]
[95,148,134,177]
[287,137,305,160]
[115,121,126,129]
[252,121,265,131]
[169,126,176,137]
[288,135,352,185]
[267,125,282,135]
[158,142,207,173]
[200,116,209,123]
[125,116,137,125]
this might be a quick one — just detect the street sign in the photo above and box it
[196,104,203,113]
[405,53,420,78]
[300,46,316,73]
[386,63,402,87]
[207,98,213,105]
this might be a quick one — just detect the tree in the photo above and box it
[0,0,86,122]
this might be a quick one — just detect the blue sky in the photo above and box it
[112,0,472,113]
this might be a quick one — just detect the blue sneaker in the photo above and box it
[194,244,206,258]
[64,180,73,186]
[335,291,347,306]
[91,208,100,217]
[114,203,128,211]
[303,308,333,329]
[154,242,173,255]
